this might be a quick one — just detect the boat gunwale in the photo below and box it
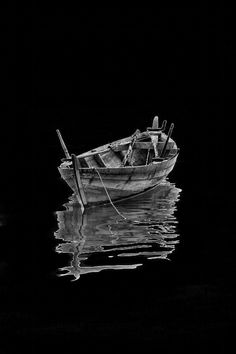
[76,131,173,158]
[59,150,179,172]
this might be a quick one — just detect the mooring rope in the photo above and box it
[94,168,127,220]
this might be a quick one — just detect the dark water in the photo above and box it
[1,7,234,354]
[1,162,235,353]
[55,182,181,280]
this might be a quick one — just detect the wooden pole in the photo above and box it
[148,118,167,158]
[160,123,174,158]
[162,120,167,131]
[56,129,70,159]
[71,154,87,207]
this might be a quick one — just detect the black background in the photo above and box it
[0,6,234,353]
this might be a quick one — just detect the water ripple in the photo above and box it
[54,181,181,280]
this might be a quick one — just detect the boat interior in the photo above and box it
[74,131,178,169]
[58,117,179,169]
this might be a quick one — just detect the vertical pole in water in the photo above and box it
[71,154,87,209]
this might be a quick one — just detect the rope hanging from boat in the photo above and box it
[94,168,127,220]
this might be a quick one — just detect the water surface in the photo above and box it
[54,181,181,280]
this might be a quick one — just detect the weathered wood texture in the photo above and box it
[77,132,174,157]
[71,154,87,205]
[59,153,178,205]
[102,150,122,167]
[58,128,179,205]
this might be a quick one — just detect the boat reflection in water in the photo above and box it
[54,181,181,281]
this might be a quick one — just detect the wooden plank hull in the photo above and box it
[58,154,178,205]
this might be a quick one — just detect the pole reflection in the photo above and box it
[54,181,181,280]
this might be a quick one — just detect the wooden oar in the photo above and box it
[160,123,174,158]
[56,129,70,159]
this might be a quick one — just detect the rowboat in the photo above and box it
[57,116,179,208]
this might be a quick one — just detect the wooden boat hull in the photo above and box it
[58,153,178,205]
[57,117,179,206]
